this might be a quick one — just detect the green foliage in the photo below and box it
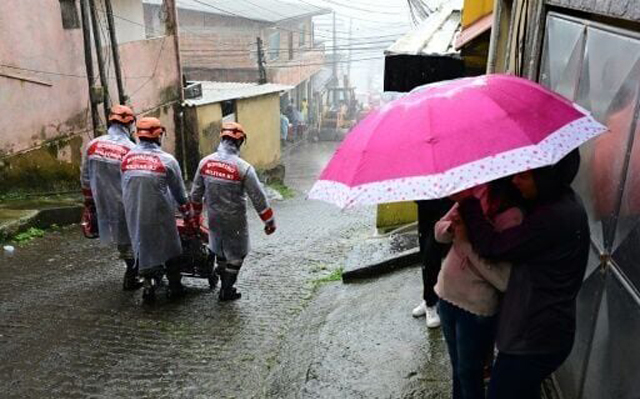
[13,227,46,243]
[310,266,344,290]
[269,182,296,199]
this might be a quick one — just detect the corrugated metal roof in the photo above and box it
[144,0,330,24]
[385,0,462,57]
[183,81,293,107]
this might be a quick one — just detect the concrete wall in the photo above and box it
[236,93,281,170]
[0,0,180,194]
[109,0,146,43]
[191,93,281,172]
[193,102,223,157]
[376,202,418,232]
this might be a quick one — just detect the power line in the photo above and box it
[180,37,399,54]
[264,54,384,69]
[177,0,399,40]
[106,0,408,44]
[310,0,406,14]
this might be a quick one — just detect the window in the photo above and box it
[288,32,294,60]
[299,23,306,46]
[269,32,280,61]
[59,0,80,30]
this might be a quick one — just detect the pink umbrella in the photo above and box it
[308,74,607,209]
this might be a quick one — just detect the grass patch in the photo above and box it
[0,192,30,202]
[309,266,344,290]
[269,182,296,199]
[13,227,46,243]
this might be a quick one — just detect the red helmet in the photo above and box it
[220,122,247,142]
[136,117,165,139]
[108,104,135,125]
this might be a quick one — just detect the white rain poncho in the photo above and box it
[121,141,188,270]
[191,141,273,263]
[80,124,135,247]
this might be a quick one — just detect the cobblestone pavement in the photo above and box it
[0,142,374,399]
[0,142,452,399]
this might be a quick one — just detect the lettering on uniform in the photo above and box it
[201,160,240,181]
[88,141,130,161]
[121,153,166,173]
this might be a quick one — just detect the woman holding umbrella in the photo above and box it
[454,150,588,399]
[435,178,524,399]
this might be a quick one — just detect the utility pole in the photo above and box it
[165,0,184,102]
[164,0,189,178]
[347,17,352,86]
[104,0,127,105]
[88,0,111,123]
[256,37,267,84]
[79,0,100,137]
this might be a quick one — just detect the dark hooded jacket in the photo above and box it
[458,151,590,354]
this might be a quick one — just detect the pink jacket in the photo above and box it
[434,185,523,316]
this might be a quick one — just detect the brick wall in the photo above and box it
[169,9,322,85]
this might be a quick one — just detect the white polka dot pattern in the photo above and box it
[307,115,607,209]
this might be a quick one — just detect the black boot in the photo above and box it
[166,259,185,300]
[141,268,163,303]
[122,259,143,291]
[218,268,241,301]
[142,276,157,303]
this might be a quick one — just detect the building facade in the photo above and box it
[488,1,640,398]
[0,0,182,195]
[181,82,291,178]
[143,0,329,110]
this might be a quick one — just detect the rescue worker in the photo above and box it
[80,104,139,290]
[190,122,276,301]
[121,117,191,301]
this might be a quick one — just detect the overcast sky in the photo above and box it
[301,0,417,93]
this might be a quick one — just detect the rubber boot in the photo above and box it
[142,276,157,303]
[166,265,185,300]
[122,259,143,291]
[218,268,241,301]
[141,267,163,303]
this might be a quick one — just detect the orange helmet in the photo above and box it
[136,117,165,139]
[220,122,247,142]
[108,104,135,125]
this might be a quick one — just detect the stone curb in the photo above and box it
[0,205,83,242]
[341,248,421,283]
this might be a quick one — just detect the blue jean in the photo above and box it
[438,299,497,399]
[487,350,570,399]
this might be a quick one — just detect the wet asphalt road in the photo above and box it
[0,142,449,398]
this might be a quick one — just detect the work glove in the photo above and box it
[264,219,276,235]
[180,203,202,235]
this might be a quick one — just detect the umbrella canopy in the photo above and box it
[308,74,607,208]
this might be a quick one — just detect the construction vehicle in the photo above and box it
[313,77,361,141]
